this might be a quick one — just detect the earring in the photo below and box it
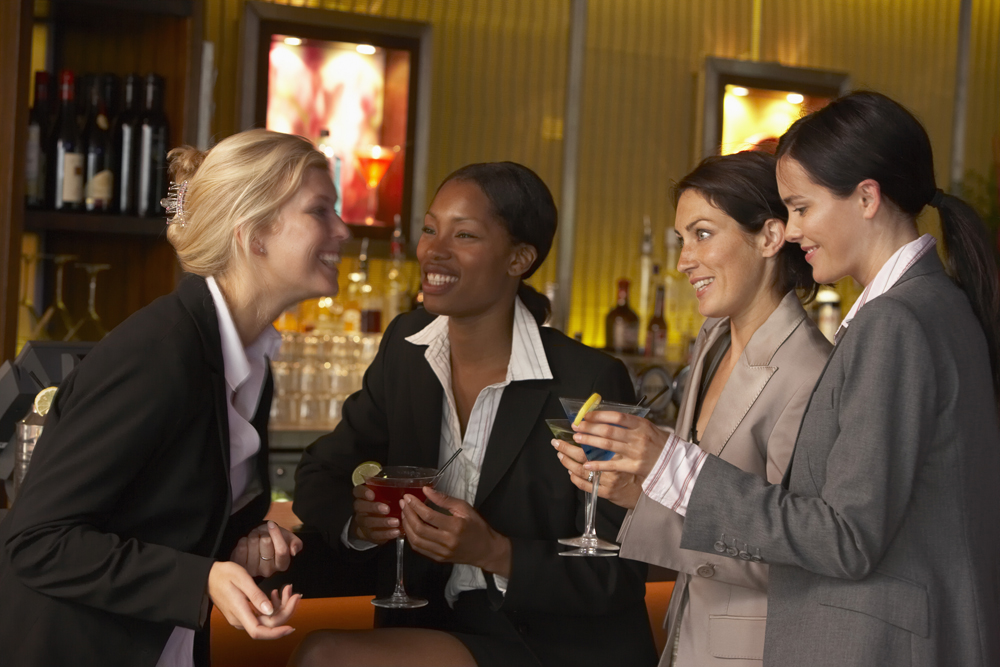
[256,244,267,256]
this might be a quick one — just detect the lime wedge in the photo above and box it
[573,392,602,427]
[33,386,58,417]
[352,461,382,486]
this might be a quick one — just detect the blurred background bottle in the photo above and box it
[83,74,114,213]
[637,214,653,348]
[384,214,407,327]
[25,71,50,209]
[645,283,667,359]
[605,278,639,354]
[52,69,84,211]
[137,73,169,217]
[113,73,142,215]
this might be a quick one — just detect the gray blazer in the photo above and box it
[618,292,831,666]
[680,252,1000,666]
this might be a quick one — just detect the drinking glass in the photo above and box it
[553,398,650,557]
[33,254,78,340]
[355,145,399,226]
[65,263,110,340]
[366,465,438,609]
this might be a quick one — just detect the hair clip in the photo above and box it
[161,180,189,225]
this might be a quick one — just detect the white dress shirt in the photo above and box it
[342,298,553,606]
[156,276,281,667]
[642,234,938,516]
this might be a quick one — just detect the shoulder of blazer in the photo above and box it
[538,325,626,383]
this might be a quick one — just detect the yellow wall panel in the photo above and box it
[203,0,1000,350]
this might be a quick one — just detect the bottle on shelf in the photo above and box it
[637,214,653,347]
[113,73,142,215]
[645,282,668,359]
[384,213,407,327]
[137,73,169,217]
[51,69,85,212]
[605,278,639,355]
[316,129,343,217]
[82,75,114,213]
[25,71,50,209]
[341,249,363,335]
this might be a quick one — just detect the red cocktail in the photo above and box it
[364,466,437,609]
[354,145,399,226]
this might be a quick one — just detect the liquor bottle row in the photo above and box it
[25,70,170,216]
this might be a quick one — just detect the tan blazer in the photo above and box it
[617,292,831,666]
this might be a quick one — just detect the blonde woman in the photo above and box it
[0,129,350,667]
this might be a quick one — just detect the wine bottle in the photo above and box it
[82,75,114,212]
[113,74,141,214]
[52,70,84,211]
[645,284,668,359]
[137,73,169,217]
[358,238,383,334]
[384,214,408,326]
[605,278,639,354]
[25,71,50,209]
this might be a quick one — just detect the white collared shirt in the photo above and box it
[342,297,553,606]
[641,234,938,517]
[157,276,282,667]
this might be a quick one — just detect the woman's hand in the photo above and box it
[208,562,301,640]
[401,487,512,578]
[350,483,400,545]
[230,520,303,578]
[552,439,643,509]
[570,411,671,481]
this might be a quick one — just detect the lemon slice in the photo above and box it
[352,461,382,486]
[573,392,602,427]
[33,386,58,417]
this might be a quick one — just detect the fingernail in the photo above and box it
[557,452,564,461]
[261,602,274,615]
[388,518,399,526]
[379,504,389,514]
[268,521,276,529]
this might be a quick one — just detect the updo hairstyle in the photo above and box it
[438,162,558,325]
[673,150,819,302]
[165,129,329,277]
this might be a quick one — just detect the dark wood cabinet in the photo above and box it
[0,0,204,361]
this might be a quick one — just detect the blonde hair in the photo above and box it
[166,129,329,281]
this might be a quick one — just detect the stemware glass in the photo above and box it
[32,254,78,341]
[354,145,399,226]
[65,263,110,341]
[553,398,650,557]
[366,465,438,609]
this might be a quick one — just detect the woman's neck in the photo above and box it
[854,220,920,288]
[215,273,279,347]
[447,301,516,371]
[727,286,785,360]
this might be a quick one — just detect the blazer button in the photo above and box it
[696,564,715,578]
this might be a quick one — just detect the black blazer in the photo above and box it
[0,274,272,667]
[295,308,658,667]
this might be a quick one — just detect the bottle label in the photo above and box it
[62,152,84,203]
[87,169,114,204]
[613,320,639,352]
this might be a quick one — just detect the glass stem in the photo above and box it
[392,536,408,598]
[583,471,601,538]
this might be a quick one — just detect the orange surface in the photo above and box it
[210,581,674,667]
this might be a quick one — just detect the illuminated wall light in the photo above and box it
[283,37,302,47]
[787,93,804,104]
[731,86,749,97]
[356,44,377,55]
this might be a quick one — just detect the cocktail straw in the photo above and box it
[431,447,463,484]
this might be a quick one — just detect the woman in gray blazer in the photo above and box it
[556,150,831,666]
[571,92,1000,667]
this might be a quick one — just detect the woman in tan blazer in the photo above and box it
[555,150,831,666]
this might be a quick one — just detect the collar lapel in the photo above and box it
[701,294,806,459]
[473,383,548,508]
[403,350,446,468]
[676,319,728,440]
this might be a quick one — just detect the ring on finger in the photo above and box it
[260,555,273,561]
[587,471,595,482]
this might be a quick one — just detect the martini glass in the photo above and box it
[366,465,438,609]
[553,398,650,557]
[355,145,399,226]
[65,263,110,340]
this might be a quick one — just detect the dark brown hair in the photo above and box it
[673,150,819,302]
[777,91,1000,395]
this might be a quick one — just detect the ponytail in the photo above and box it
[517,281,551,326]
[935,193,1000,395]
